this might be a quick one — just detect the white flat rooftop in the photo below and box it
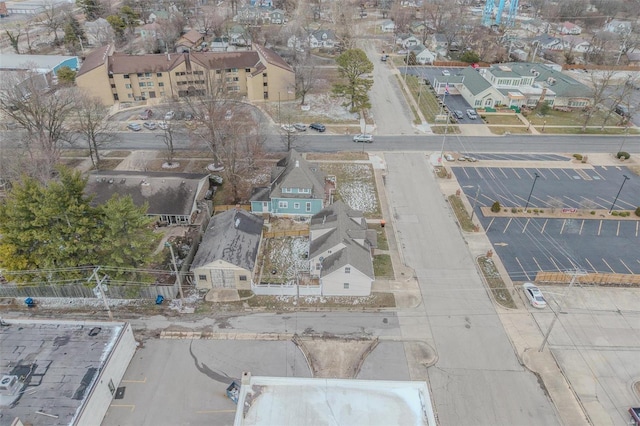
[234,375,437,426]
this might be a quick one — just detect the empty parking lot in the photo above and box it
[454,166,640,281]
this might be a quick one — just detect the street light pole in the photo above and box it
[539,269,586,352]
[438,111,449,164]
[524,172,540,210]
[608,175,630,214]
[617,127,629,155]
[165,242,184,299]
[470,186,481,222]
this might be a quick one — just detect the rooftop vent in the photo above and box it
[0,375,18,391]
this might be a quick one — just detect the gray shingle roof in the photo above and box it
[309,201,375,279]
[85,171,207,216]
[269,149,326,199]
[191,209,264,271]
[496,62,592,98]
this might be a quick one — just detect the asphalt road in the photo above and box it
[384,152,559,425]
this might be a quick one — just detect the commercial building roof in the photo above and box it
[0,319,134,426]
[234,374,437,426]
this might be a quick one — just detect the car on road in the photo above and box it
[281,124,296,133]
[441,69,450,76]
[293,123,307,131]
[445,154,455,161]
[143,121,157,130]
[453,110,464,120]
[139,109,153,120]
[466,109,478,119]
[523,282,547,309]
[158,121,169,130]
[309,123,326,132]
[353,134,373,143]
[127,123,142,131]
[164,111,175,120]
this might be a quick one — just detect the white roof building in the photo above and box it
[233,373,437,426]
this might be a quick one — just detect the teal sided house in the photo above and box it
[250,149,335,217]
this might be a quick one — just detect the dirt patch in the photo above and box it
[240,293,396,310]
[477,256,517,309]
[265,217,309,232]
[295,336,378,378]
[103,150,132,158]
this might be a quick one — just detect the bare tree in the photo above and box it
[331,0,357,49]
[581,70,616,131]
[37,0,71,46]
[4,29,21,54]
[180,70,241,165]
[0,71,75,181]
[72,91,117,169]
[293,56,316,106]
[158,122,177,166]
[217,114,268,203]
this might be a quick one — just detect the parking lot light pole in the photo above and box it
[608,174,630,214]
[524,172,540,210]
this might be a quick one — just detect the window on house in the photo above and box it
[158,82,164,87]
[300,188,311,193]
[147,82,154,86]
[110,84,116,88]
[231,68,238,72]
[278,201,288,208]
[306,202,311,212]
[245,68,251,72]
[157,72,163,77]
[139,82,146,87]
[145,72,151,77]
[343,283,350,289]
[123,74,129,79]
[108,379,116,394]
[137,73,143,77]
[199,275,207,281]
[263,73,267,77]
[225,68,232,73]
[294,202,300,209]
[239,275,247,281]
[124,83,131,89]
[345,267,351,274]
[263,82,268,87]
[216,70,221,74]
[128,94,133,98]
[233,77,239,81]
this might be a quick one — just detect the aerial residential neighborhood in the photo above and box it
[1,0,640,425]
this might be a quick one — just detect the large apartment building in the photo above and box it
[76,44,295,105]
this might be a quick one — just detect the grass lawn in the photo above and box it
[373,254,394,278]
[489,126,530,135]
[524,108,623,128]
[538,126,639,135]
[320,163,381,218]
[102,150,131,158]
[482,114,523,125]
[236,292,396,310]
[431,125,461,134]
[369,224,389,250]
[448,194,476,232]
[404,75,442,122]
[306,152,369,161]
[477,256,516,309]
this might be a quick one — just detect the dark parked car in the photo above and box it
[453,110,464,120]
[139,109,153,120]
[309,123,326,132]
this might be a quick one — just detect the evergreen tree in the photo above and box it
[332,48,374,112]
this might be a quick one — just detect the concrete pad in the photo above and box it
[204,288,240,302]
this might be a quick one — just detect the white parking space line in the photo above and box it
[523,169,535,179]
[503,218,513,233]
[591,168,606,180]
[584,258,598,272]
[616,198,637,209]
[534,168,546,179]
[601,258,615,272]
[548,256,562,271]
[511,168,521,179]
[461,168,471,179]
[546,169,561,180]
[636,222,639,237]
[541,219,548,234]
[475,168,484,179]
[617,221,621,236]
[560,169,575,179]
[598,220,603,236]
[499,168,509,179]
[579,196,608,209]
[515,257,531,281]
[486,217,495,232]
[532,257,543,272]
[579,220,585,235]
[560,219,567,235]
[522,218,530,233]
[619,259,634,274]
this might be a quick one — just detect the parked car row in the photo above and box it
[127,121,170,131]
[281,123,326,133]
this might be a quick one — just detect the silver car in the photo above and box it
[523,282,547,309]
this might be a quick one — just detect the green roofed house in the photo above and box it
[250,149,335,217]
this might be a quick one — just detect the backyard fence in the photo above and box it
[535,271,640,286]
[214,204,251,212]
[252,282,321,296]
[0,281,179,299]
[263,229,309,238]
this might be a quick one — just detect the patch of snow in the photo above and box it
[304,93,359,121]
[266,237,310,283]
[336,164,378,213]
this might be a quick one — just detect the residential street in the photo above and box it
[383,152,560,425]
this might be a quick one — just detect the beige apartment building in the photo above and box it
[76,44,295,105]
